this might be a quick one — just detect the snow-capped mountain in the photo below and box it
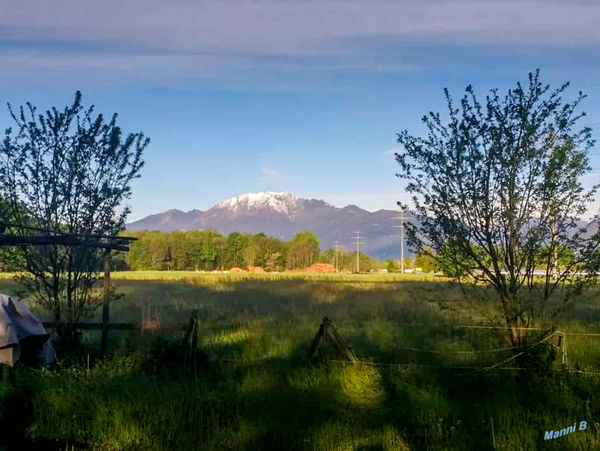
[215,192,308,219]
[126,191,409,259]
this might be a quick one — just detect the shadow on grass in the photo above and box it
[4,278,600,449]
[6,331,600,450]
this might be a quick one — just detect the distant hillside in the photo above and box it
[127,191,411,260]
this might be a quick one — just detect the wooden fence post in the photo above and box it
[308,319,327,361]
[308,317,359,363]
[182,310,200,375]
[101,250,111,353]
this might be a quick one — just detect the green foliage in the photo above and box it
[224,232,248,268]
[414,247,437,273]
[141,338,209,379]
[516,339,557,377]
[330,251,379,272]
[396,70,600,343]
[536,245,577,270]
[125,230,324,271]
[2,278,600,449]
[318,248,379,272]
[0,91,148,323]
[436,240,477,277]
[384,259,399,273]
[0,196,26,272]
[285,231,320,269]
[319,248,335,264]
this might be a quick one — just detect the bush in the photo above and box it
[516,339,557,377]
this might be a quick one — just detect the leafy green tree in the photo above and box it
[535,245,576,271]
[171,231,189,270]
[0,91,148,324]
[225,232,248,268]
[255,234,285,269]
[265,251,284,272]
[384,259,399,273]
[0,196,27,271]
[243,244,257,267]
[396,70,600,346]
[199,231,220,270]
[319,248,335,264]
[285,231,320,269]
[436,240,472,277]
[414,246,438,273]
[336,251,378,272]
[214,235,226,270]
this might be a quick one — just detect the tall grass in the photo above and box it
[1,275,600,449]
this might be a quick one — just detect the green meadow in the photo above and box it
[1,272,600,449]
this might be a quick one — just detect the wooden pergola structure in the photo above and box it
[0,222,137,352]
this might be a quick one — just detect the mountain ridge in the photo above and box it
[126,192,406,259]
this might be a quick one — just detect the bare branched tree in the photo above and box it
[0,91,148,325]
[396,70,600,346]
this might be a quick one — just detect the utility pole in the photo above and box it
[353,231,364,273]
[334,241,341,273]
[393,210,408,274]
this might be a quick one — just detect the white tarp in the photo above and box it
[0,294,56,365]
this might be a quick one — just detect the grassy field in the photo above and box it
[1,272,600,449]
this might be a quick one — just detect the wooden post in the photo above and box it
[564,335,568,366]
[308,320,326,361]
[182,310,199,375]
[308,317,359,363]
[325,320,360,363]
[556,333,567,366]
[562,333,567,366]
[182,310,199,348]
[101,251,111,353]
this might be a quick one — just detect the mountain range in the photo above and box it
[126,192,408,260]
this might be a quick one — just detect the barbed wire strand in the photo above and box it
[395,345,520,354]
[333,319,600,336]
[483,331,559,371]
[216,357,600,376]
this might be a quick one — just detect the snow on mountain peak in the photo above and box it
[216,191,302,218]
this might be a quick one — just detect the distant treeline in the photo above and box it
[113,230,381,272]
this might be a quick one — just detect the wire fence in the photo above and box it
[334,318,600,336]
[209,322,600,375]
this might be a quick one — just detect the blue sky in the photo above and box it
[0,0,598,220]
